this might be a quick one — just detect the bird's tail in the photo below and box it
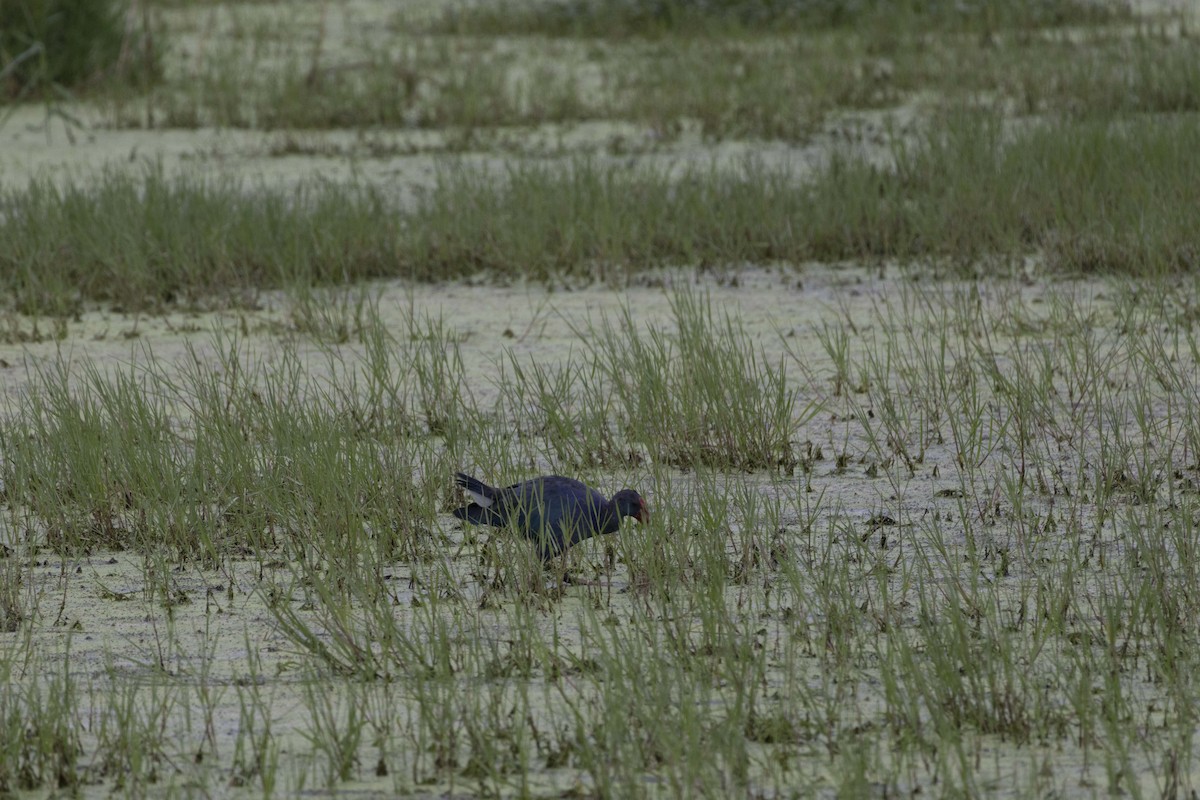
[455,472,497,507]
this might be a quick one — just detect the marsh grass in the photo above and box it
[6,113,1200,316]
[0,0,159,101]
[97,2,1168,142]
[1003,35,1200,117]
[4,282,1200,793]
[586,288,812,471]
[811,110,1200,273]
[0,166,400,315]
[114,34,597,132]
[0,647,82,792]
[427,0,1123,38]
[1092,38,1200,115]
[501,352,636,472]
[610,38,891,142]
[9,2,1200,792]
[498,288,813,474]
[286,284,378,345]
[0,320,459,564]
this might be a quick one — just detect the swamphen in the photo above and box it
[453,473,649,562]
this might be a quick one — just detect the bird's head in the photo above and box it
[613,489,650,524]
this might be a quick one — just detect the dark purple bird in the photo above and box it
[452,473,649,562]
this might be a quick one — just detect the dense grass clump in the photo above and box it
[0,323,454,563]
[806,112,1200,273]
[2,114,1199,315]
[588,289,810,470]
[0,167,401,315]
[0,0,158,100]
[501,288,813,471]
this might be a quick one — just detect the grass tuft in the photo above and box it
[0,0,159,100]
[587,288,813,470]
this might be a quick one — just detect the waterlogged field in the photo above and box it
[5,274,1200,796]
[3,0,1200,796]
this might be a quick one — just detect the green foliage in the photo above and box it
[3,114,1200,315]
[0,165,400,315]
[588,289,812,470]
[0,0,158,100]
[4,283,1200,793]
[0,324,450,563]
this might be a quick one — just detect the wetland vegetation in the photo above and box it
[2,0,1200,796]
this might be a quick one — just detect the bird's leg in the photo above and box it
[554,552,569,592]
[560,564,601,587]
[548,553,595,589]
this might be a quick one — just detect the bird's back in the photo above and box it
[501,476,612,557]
